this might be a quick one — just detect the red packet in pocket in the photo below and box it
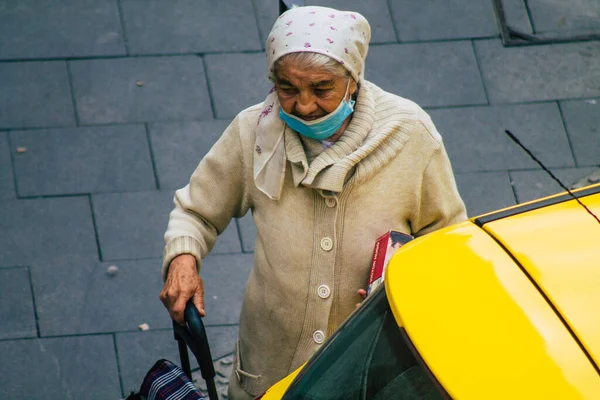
[367,231,413,295]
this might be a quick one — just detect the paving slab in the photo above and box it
[12,125,156,196]
[430,103,575,173]
[0,268,36,340]
[92,190,242,261]
[510,167,598,203]
[0,0,125,60]
[204,53,273,119]
[69,56,213,125]
[32,257,171,336]
[201,253,254,326]
[251,0,277,48]
[121,0,261,54]
[92,190,174,261]
[366,42,487,108]
[117,326,238,393]
[253,0,397,46]
[0,197,97,266]
[455,171,516,217]
[0,61,75,129]
[474,39,600,104]
[527,0,600,32]
[0,335,121,400]
[0,132,15,199]
[150,120,231,190]
[559,98,600,167]
[388,0,497,41]
[237,213,257,253]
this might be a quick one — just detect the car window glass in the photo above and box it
[283,287,444,400]
[366,308,439,399]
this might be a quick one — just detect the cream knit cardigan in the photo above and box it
[163,81,467,397]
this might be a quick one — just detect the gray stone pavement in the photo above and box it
[0,0,599,398]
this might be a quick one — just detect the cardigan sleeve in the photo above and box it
[162,115,251,279]
[410,141,467,237]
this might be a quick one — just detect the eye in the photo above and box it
[314,88,333,96]
[278,86,297,95]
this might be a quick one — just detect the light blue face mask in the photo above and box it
[279,79,356,141]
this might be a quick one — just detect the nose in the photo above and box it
[294,90,318,117]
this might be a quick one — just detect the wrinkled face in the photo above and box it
[275,62,357,121]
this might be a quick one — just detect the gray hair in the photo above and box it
[274,52,351,80]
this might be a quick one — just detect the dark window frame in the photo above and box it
[491,0,600,46]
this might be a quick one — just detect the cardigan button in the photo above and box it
[313,330,325,344]
[317,284,331,299]
[320,237,333,251]
[325,198,336,207]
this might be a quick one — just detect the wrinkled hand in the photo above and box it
[160,254,205,325]
[356,288,367,308]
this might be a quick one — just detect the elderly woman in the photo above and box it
[160,5,466,400]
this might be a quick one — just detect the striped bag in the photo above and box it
[127,359,204,400]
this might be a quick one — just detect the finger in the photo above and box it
[192,290,205,317]
[356,302,361,308]
[170,294,189,325]
[193,277,205,316]
[357,289,367,299]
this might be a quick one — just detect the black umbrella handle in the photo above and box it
[173,301,218,400]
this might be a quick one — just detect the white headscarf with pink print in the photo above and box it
[254,6,371,200]
[266,6,371,83]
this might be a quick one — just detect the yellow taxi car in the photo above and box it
[259,184,600,399]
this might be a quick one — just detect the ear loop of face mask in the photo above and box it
[322,79,351,146]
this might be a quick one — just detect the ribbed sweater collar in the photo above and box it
[285,81,414,193]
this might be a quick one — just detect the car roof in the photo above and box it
[385,185,600,399]
[479,184,600,372]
